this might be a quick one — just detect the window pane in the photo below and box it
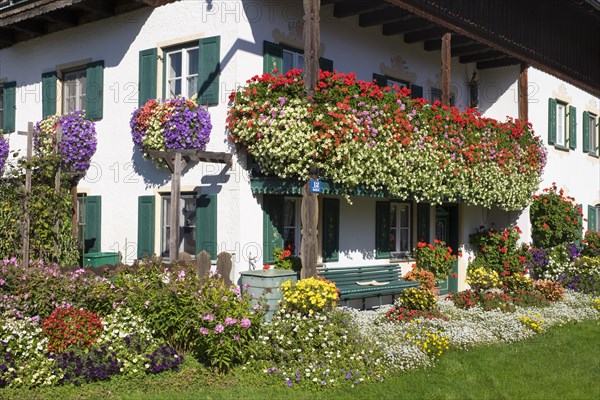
[168,52,182,79]
[169,79,182,97]
[187,76,198,98]
[556,104,565,145]
[399,204,409,228]
[297,54,304,71]
[389,204,397,229]
[187,48,199,76]
[283,227,295,250]
[399,228,410,252]
[282,50,294,73]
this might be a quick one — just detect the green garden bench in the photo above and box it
[317,264,419,310]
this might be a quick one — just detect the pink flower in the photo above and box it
[240,318,251,328]
[224,317,237,326]
[203,314,215,321]
[214,324,224,334]
[200,327,209,335]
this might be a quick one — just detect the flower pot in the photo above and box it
[239,269,298,321]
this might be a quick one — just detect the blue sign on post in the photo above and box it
[309,179,321,193]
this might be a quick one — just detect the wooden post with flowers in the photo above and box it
[300,0,321,279]
[17,122,34,266]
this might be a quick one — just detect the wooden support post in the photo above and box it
[18,122,34,266]
[441,32,451,106]
[303,0,320,98]
[53,126,63,257]
[300,0,321,278]
[301,168,319,279]
[519,63,529,121]
[169,152,183,262]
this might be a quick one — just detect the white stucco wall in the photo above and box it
[1,0,598,284]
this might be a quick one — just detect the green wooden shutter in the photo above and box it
[568,105,576,149]
[1,81,16,133]
[84,196,101,253]
[589,205,598,232]
[198,36,220,106]
[548,98,557,145]
[410,84,423,99]
[321,198,340,262]
[137,196,155,259]
[263,195,284,264]
[577,203,583,240]
[138,48,157,107]
[196,194,218,259]
[417,203,431,243]
[373,73,387,88]
[86,60,104,120]
[42,71,57,118]
[263,41,283,74]
[582,111,590,153]
[319,57,334,72]
[375,201,390,259]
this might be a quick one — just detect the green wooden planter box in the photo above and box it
[83,252,121,267]
[240,270,298,321]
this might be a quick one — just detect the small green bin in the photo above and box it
[83,252,121,267]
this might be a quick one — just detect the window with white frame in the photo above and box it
[389,202,411,256]
[161,193,197,260]
[555,101,567,147]
[282,48,304,73]
[165,44,199,99]
[283,197,301,255]
[62,68,87,114]
[585,112,598,156]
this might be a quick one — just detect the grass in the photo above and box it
[2,319,599,400]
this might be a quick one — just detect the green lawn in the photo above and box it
[3,319,599,400]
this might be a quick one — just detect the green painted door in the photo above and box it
[435,204,459,294]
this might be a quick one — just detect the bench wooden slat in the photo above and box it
[318,264,418,309]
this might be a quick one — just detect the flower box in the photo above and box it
[239,269,298,321]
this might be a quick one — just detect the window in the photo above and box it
[589,205,600,233]
[165,44,199,98]
[161,193,197,260]
[282,48,304,73]
[42,61,104,119]
[555,102,566,147]
[583,111,599,156]
[263,41,333,76]
[376,200,415,259]
[373,74,423,99]
[138,36,220,107]
[76,194,101,254]
[389,203,411,256]
[0,81,16,133]
[158,193,218,260]
[548,98,576,150]
[282,197,301,255]
[62,68,87,114]
[431,87,455,106]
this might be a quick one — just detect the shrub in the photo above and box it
[399,287,437,311]
[530,184,583,248]
[534,280,565,302]
[502,273,534,292]
[448,290,514,312]
[466,266,501,291]
[582,230,600,257]
[42,307,103,353]
[279,277,339,314]
[272,245,302,272]
[556,256,600,294]
[403,268,436,291]
[254,309,387,387]
[385,307,447,323]
[469,225,528,276]
[50,344,122,385]
[414,240,457,281]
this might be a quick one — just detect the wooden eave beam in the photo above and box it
[477,56,520,70]
[73,0,115,17]
[39,10,80,27]
[333,0,388,18]
[358,7,411,27]
[0,28,15,45]
[451,42,489,57]
[11,20,47,35]
[459,50,504,64]
[404,26,445,44]
[424,35,472,51]
[382,18,432,36]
